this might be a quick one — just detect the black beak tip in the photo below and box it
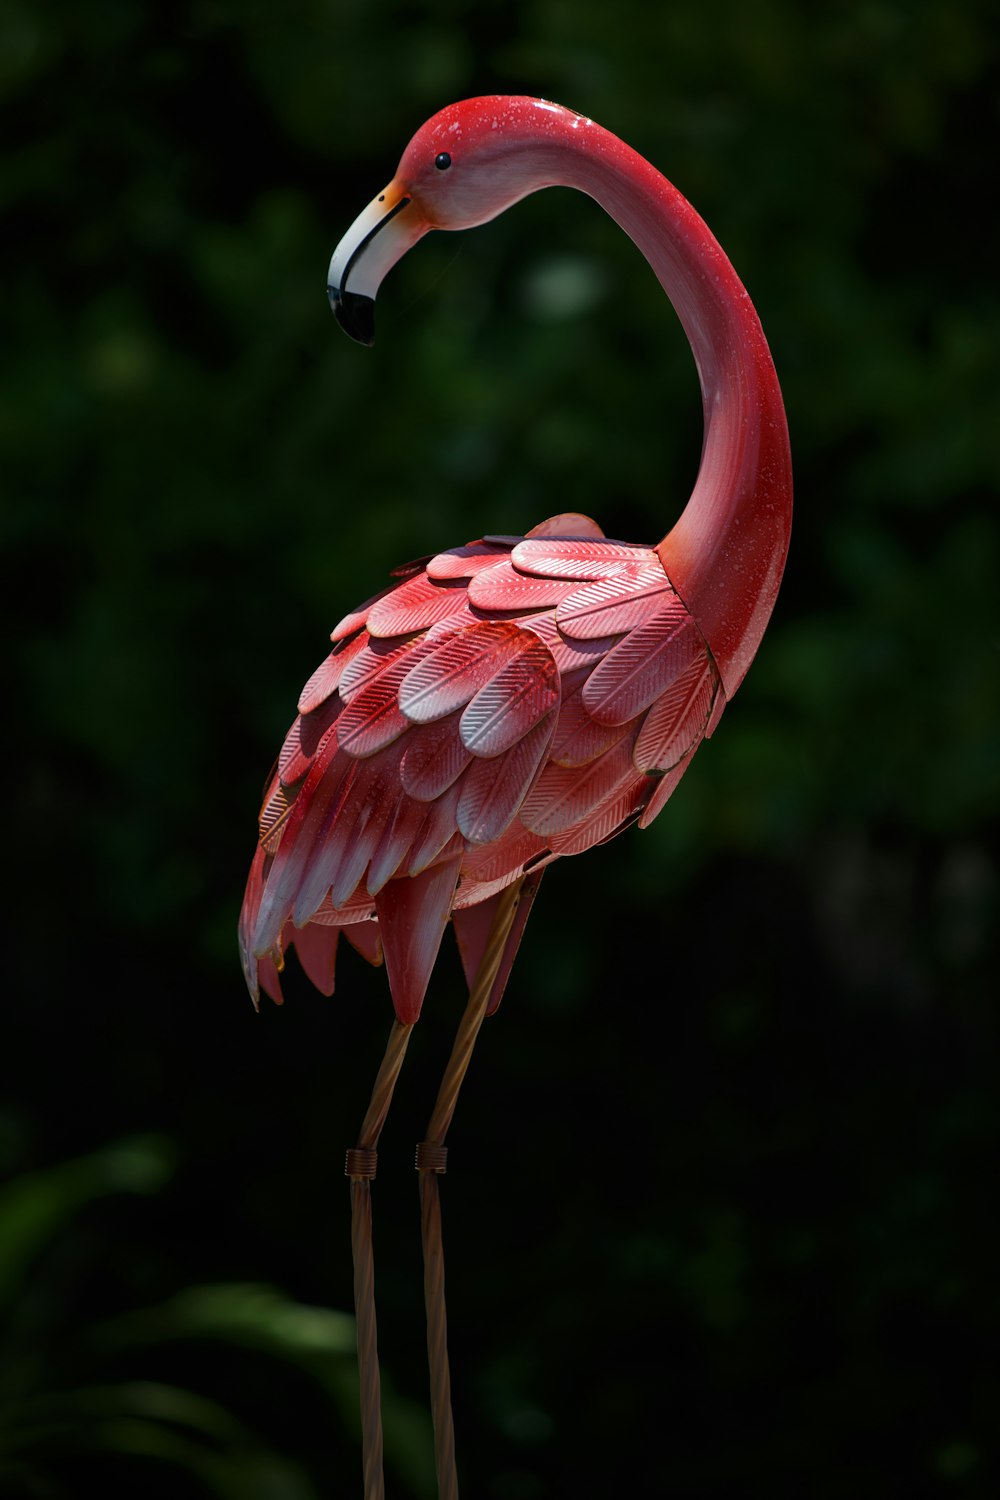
[329,287,376,347]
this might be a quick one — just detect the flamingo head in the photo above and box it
[328,97,578,343]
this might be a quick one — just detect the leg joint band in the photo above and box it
[415,1141,448,1173]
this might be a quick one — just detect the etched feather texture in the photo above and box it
[582,602,703,725]
[339,634,419,704]
[366,573,471,637]
[297,632,368,714]
[518,610,620,673]
[549,677,636,768]
[400,712,473,799]
[338,641,437,757]
[259,781,296,853]
[457,712,556,843]
[241,524,720,1022]
[398,622,525,723]
[511,537,655,579]
[457,821,549,888]
[556,565,673,639]
[548,784,645,858]
[459,636,560,756]
[278,696,341,787]
[633,659,716,773]
[330,582,399,641]
[426,541,511,580]
[467,560,576,612]
[520,732,639,836]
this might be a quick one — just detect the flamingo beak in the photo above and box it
[327,182,428,345]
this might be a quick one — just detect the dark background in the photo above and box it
[3,2,998,1496]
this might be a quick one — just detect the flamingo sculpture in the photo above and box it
[240,96,791,1499]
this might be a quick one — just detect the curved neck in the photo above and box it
[513,106,793,696]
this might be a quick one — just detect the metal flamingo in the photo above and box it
[239,95,792,1500]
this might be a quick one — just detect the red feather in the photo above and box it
[374,854,463,1023]
[556,565,673,639]
[425,541,511,580]
[400,712,473,800]
[467,560,575,611]
[457,712,556,843]
[521,732,638,836]
[297,632,368,714]
[366,573,470,638]
[510,537,655,580]
[582,603,702,725]
[633,659,716,773]
[459,636,559,756]
[398,621,525,723]
[363,791,424,895]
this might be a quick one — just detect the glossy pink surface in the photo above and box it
[240,520,719,1022]
[241,97,792,1023]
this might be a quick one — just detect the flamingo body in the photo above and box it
[239,96,792,1026]
[240,515,718,1021]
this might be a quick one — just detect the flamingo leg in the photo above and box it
[345,1017,414,1500]
[415,879,527,1500]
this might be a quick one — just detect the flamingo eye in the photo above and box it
[434,152,452,171]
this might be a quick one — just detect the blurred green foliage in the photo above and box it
[3,0,998,1496]
[0,1139,434,1497]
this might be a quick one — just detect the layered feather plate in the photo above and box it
[239,515,722,1022]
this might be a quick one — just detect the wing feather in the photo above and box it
[511,537,655,580]
[524,513,605,539]
[582,604,701,725]
[366,573,470,638]
[550,677,636,768]
[459,637,559,756]
[400,712,474,799]
[339,635,416,704]
[521,732,639,836]
[467,560,575,611]
[398,621,524,723]
[633,659,715,773]
[556,565,672,639]
[366,792,432,895]
[298,632,368,714]
[426,541,511,580]
[253,750,357,951]
[290,761,366,927]
[518,611,619,673]
[327,752,402,909]
[457,713,556,843]
[278,696,342,787]
[374,854,463,1023]
[289,924,340,996]
[407,782,464,876]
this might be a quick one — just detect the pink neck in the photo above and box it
[511,105,793,696]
